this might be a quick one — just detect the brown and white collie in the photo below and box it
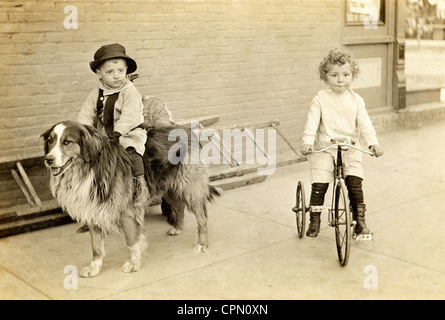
[41,120,220,277]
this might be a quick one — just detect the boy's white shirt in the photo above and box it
[302,89,378,148]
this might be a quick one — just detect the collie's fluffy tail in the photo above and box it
[208,185,223,201]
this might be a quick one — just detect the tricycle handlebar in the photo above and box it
[311,143,375,156]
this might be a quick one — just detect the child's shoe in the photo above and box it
[76,225,89,233]
[354,203,371,235]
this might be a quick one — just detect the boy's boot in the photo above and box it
[306,207,322,237]
[76,225,89,233]
[306,183,328,238]
[354,203,371,235]
[133,175,149,207]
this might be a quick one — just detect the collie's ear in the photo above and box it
[79,124,103,163]
[40,126,55,154]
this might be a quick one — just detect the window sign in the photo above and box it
[346,0,385,26]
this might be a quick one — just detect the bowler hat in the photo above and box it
[89,43,137,74]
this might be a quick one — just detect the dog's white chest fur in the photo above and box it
[50,169,126,234]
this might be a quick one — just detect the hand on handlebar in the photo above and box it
[369,144,384,157]
[299,142,382,157]
[299,144,314,156]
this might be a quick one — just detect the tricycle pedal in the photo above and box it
[354,233,373,241]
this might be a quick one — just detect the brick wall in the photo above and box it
[0,0,343,163]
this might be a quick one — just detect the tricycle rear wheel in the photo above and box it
[293,181,307,239]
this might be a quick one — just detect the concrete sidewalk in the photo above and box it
[1,120,445,300]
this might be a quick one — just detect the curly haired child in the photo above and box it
[299,48,383,238]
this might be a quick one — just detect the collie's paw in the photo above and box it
[194,244,208,253]
[121,261,141,273]
[167,227,182,236]
[80,264,101,278]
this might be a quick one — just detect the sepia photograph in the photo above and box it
[0,0,444,303]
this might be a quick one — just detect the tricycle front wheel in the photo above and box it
[333,179,352,267]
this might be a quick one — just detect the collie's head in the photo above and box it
[41,121,103,176]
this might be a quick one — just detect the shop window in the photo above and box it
[346,0,386,26]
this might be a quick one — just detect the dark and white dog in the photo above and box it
[41,120,220,277]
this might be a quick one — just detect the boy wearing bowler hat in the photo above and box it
[78,43,149,209]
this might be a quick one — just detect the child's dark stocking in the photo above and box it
[345,175,370,235]
[307,182,329,237]
[126,147,149,207]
